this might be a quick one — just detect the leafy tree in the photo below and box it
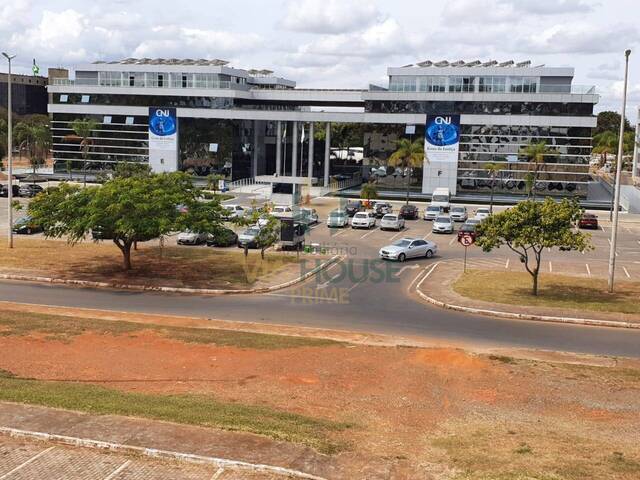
[206,173,224,193]
[483,162,501,213]
[255,215,280,260]
[596,111,632,135]
[66,118,99,187]
[476,198,592,296]
[519,141,556,201]
[28,172,225,271]
[593,131,619,168]
[0,118,7,159]
[14,121,50,178]
[360,182,378,205]
[113,162,152,179]
[388,137,425,204]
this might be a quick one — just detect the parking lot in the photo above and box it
[0,435,294,480]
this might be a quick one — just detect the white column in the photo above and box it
[275,120,282,176]
[292,121,298,202]
[252,120,258,177]
[324,122,331,187]
[633,106,639,184]
[308,122,314,180]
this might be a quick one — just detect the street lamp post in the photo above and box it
[607,49,631,293]
[2,52,16,249]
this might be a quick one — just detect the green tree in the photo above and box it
[476,198,592,296]
[360,182,378,204]
[66,118,99,187]
[28,172,224,271]
[113,162,152,179]
[206,173,224,193]
[593,131,619,168]
[519,141,556,201]
[0,117,7,160]
[255,215,280,260]
[14,121,51,178]
[388,137,425,205]
[483,162,501,213]
[596,111,632,135]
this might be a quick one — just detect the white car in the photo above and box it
[370,166,387,177]
[449,206,468,222]
[474,207,491,220]
[351,211,376,229]
[223,204,245,219]
[380,214,405,231]
[271,205,293,219]
[237,226,261,248]
[423,205,442,221]
[327,210,349,228]
[432,216,454,234]
[379,238,438,262]
[299,207,319,225]
[177,230,209,245]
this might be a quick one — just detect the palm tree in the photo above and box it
[483,161,501,213]
[14,122,51,181]
[388,137,425,205]
[66,118,99,187]
[593,131,618,169]
[360,182,378,207]
[519,141,555,201]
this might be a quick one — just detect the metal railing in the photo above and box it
[51,78,249,90]
[320,174,362,196]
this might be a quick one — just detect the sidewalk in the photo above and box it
[417,260,640,327]
[0,402,332,478]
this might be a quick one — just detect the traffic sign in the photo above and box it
[459,233,475,247]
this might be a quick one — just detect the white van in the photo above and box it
[430,187,451,212]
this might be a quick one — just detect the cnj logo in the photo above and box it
[155,109,172,117]
[434,116,452,125]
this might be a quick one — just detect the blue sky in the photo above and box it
[1,0,639,120]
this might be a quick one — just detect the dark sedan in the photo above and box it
[12,216,43,235]
[578,213,598,229]
[206,227,238,247]
[399,204,419,220]
[345,201,363,217]
[18,184,44,198]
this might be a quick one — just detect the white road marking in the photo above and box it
[264,293,340,302]
[210,467,225,480]
[505,258,510,269]
[389,229,406,241]
[316,272,344,289]
[407,266,429,292]
[104,460,131,480]
[422,232,433,240]
[586,263,591,277]
[0,447,55,480]
[331,228,347,237]
[601,225,605,232]
[448,236,457,246]
[360,227,378,239]
[395,264,420,277]
[623,266,631,278]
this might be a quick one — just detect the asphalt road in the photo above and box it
[1,203,639,358]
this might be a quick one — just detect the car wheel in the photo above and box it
[426,249,433,259]
[398,253,406,262]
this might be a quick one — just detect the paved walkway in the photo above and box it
[0,403,332,479]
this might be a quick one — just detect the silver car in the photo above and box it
[380,214,405,231]
[432,216,454,234]
[449,206,468,222]
[177,230,209,245]
[237,226,261,248]
[423,205,442,221]
[327,210,349,228]
[379,238,438,262]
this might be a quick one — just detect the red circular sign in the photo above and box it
[459,233,475,247]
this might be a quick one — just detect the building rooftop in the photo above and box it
[93,58,230,66]
[401,60,539,68]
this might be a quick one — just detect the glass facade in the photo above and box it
[364,100,593,116]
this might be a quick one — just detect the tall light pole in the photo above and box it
[2,52,16,249]
[607,49,631,293]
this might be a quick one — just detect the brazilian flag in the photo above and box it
[32,58,40,76]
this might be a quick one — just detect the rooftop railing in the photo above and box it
[51,77,249,90]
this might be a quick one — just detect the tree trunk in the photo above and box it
[114,239,133,270]
[532,272,539,296]
[489,176,495,213]
[261,247,265,260]
[405,160,410,205]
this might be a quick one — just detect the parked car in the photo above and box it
[12,216,43,235]
[177,230,209,245]
[18,184,43,198]
[379,238,438,262]
[578,213,599,229]
[374,202,393,218]
[299,207,319,225]
[237,226,261,248]
[399,204,419,220]
[432,216,455,234]
[345,200,363,217]
[351,211,376,229]
[327,210,349,228]
[370,166,387,177]
[449,206,468,222]
[380,214,405,231]
[474,207,491,220]
[0,184,20,197]
[91,225,113,240]
[271,205,293,219]
[423,205,442,221]
[457,222,478,242]
[222,204,245,219]
[206,227,238,247]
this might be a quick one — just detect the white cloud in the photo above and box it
[514,24,639,54]
[442,0,595,23]
[280,0,380,34]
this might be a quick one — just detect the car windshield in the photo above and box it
[403,205,415,210]
[435,217,450,223]
[393,239,411,247]
[354,213,367,218]
[347,202,360,208]
[245,228,260,235]
[461,224,475,231]
[452,207,464,212]
[383,215,397,221]
[427,207,440,212]
[329,211,345,218]
[432,195,448,202]
[477,209,489,213]
[15,217,30,224]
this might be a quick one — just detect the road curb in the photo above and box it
[415,262,640,330]
[0,256,340,296]
[0,426,326,479]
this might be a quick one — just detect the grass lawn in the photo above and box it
[0,369,350,453]
[0,309,340,350]
[0,238,300,289]
[453,270,640,316]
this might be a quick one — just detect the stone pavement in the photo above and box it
[0,403,333,479]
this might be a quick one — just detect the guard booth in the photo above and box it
[279,214,306,251]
